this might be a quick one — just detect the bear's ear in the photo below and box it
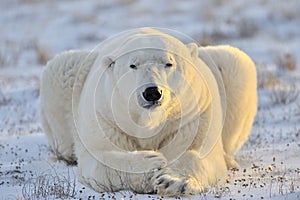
[102,55,115,68]
[187,43,199,59]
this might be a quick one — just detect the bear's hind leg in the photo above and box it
[40,108,77,165]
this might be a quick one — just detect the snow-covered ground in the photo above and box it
[0,0,299,199]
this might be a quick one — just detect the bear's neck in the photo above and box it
[134,116,199,151]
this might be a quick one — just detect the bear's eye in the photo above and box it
[130,64,137,69]
[109,61,115,68]
[165,63,173,68]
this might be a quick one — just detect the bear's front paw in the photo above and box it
[130,151,167,172]
[152,170,203,197]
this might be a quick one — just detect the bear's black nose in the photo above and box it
[143,87,162,102]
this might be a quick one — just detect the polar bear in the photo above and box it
[40,28,257,196]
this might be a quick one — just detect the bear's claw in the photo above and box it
[151,169,203,196]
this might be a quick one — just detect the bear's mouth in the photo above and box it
[142,100,162,109]
[137,93,163,109]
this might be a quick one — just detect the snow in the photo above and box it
[0,0,299,199]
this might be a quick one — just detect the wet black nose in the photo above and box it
[143,87,162,102]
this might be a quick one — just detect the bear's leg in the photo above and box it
[77,150,167,193]
[221,111,256,169]
[40,65,78,165]
[151,151,204,196]
[41,108,77,165]
[152,139,227,196]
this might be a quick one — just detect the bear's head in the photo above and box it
[96,31,211,139]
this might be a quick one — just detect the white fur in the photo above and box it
[40,28,257,196]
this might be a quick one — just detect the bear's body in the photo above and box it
[40,28,257,196]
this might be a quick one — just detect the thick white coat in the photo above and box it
[40,28,257,196]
